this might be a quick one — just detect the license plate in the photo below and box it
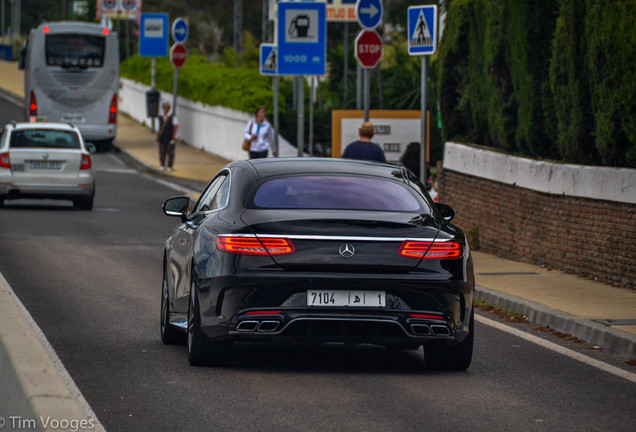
[307,290,386,307]
[61,114,84,123]
[29,160,62,170]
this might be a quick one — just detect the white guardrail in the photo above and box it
[118,78,300,161]
[443,142,636,204]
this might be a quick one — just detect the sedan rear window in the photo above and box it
[252,176,423,212]
[10,130,81,149]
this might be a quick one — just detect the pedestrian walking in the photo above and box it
[157,102,179,171]
[244,106,274,159]
[341,121,386,162]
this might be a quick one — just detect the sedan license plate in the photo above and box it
[28,160,62,170]
[307,290,386,308]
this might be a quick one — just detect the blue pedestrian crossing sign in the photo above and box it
[260,44,278,76]
[408,5,438,56]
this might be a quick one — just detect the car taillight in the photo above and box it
[108,93,117,124]
[243,310,281,316]
[0,152,10,169]
[216,236,295,256]
[410,314,446,320]
[80,154,92,170]
[399,241,463,260]
[29,90,37,116]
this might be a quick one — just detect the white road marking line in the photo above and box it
[144,174,200,196]
[476,314,636,384]
[0,90,25,108]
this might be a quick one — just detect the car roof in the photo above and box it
[242,157,405,180]
[7,122,80,132]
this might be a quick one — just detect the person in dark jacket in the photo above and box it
[341,121,386,162]
[399,141,431,186]
[157,102,179,171]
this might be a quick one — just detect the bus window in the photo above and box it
[45,34,105,68]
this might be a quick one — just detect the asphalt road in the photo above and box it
[1,96,635,432]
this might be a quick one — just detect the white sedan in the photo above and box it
[0,122,95,209]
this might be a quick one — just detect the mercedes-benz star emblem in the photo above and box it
[339,243,355,258]
[42,153,49,160]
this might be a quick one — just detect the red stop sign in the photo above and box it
[355,30,382,68]
[170,43,187,69]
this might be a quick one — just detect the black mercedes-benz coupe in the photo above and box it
[161,158,474,370]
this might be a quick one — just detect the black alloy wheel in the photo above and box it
[187,277,233,367]
[424,307,474,371]
[160,270,185,345]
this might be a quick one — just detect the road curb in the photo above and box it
[475,285,636,359]
[0,272,105,432]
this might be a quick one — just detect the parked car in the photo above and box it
[161,158,474,370]
[0,122,95,209]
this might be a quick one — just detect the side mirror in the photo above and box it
[163,196,190,221]
[435,203,455,222]
[85,142,97,154]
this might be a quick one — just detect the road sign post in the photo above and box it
[139,13,169,132]
[355,30,382,122]
[408,5,437,183]
[260,43,279,157]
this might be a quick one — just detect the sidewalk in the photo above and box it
[1,60,634,359]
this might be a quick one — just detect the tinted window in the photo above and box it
[46,34,105,68]
[10,130,81,149]
[195,174,228,212]
[253,176,423,212]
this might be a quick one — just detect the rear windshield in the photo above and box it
[46,34,105,68]
[252,175,423,212]
[10,130,81,149]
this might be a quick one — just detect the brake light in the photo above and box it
[29,91,37,116]
[108,93,117,124]
[80,154,92,170]
[216,236,295,256]
[0,152,10,169]
[399,241,463,260]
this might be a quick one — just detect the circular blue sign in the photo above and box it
[171,18,189,44]
[356,0,383,30]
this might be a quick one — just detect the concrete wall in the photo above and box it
[119,78,299,161]
[439,142,636,289]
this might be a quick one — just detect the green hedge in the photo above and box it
[120,55,280,114]
[439,0,636,167]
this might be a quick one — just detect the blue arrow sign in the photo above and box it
[408,5,437,55]
[139,13,169,57]
[356,0,382,30]
[260,44,278,76]
[172,17,189,44]
[277,2,326,76]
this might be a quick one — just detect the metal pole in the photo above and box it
[172,69,179,116]
[363,68,370,121]
[309,77,314,156]
[343,22,348,103]
[125,19,130,59]
[150,58,157,133]
[356,63,362,110]
[296,76,304,157]
[2,0,5,39]
[273,76,280,157]
[420,56,428,183]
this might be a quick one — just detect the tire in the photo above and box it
[74,192,94,210]
[187,278,233,367]
[424,308,474,371]
[0,198,4,208]
[160,271,186,345]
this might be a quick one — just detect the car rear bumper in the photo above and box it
[193,273,474,345]
[0,181,94,199]
[76,123,116,142]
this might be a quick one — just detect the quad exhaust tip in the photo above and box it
[430,325,451,336]
[236,320,280,332]
[236,320,259,332]
[410,324,431,336]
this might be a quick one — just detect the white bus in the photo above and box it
[19,21,119,151]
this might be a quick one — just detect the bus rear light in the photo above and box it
[43,26,49,33]
[399,241,463,260]
[108,93,117,124]
[80,154,92,170]
[29,91,37,116]
[103,28,109,35]
[216,236,295,256]
[0,152,10,169]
